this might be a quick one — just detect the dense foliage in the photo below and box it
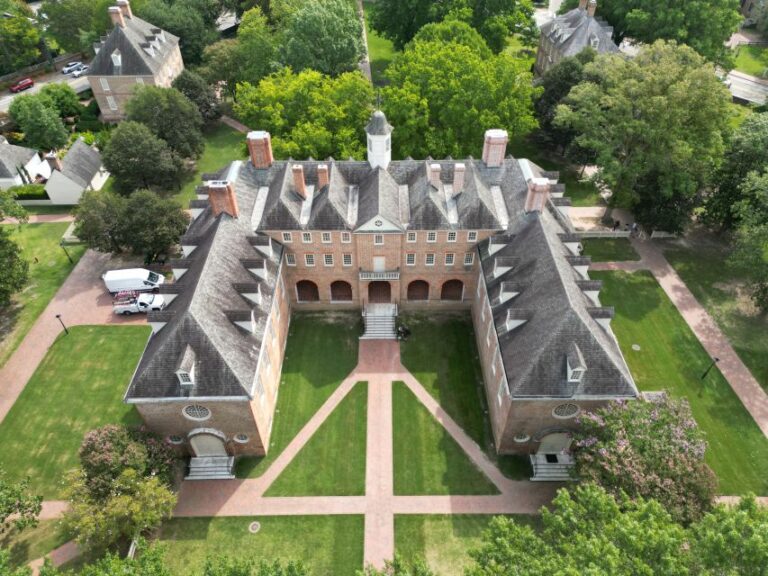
[730,171,768,312]
[0,469,41,537]
[235,69,374,159]
[172,70,221,122]
[39,83,83,119]
[136,0,218,64]
[8,95,68,150]
[38,539,171,576]
[0,228,29,308]
[358,557,435,576]
[555,41,731,233]
[573,396,717,524]
[201,557,309,575]
[0,3,40,75]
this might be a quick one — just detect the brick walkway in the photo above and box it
[220,115,250,134]
[590,238,768,438]
[1,214,75,225]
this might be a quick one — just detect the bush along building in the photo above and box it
[87,0,184,122]
[125,110,638,480]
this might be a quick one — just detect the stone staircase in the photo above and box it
[529,453,575,482]
[361,303,397,339]
[186,456,236,480]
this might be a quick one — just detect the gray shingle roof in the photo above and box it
[366,110,393,135]
[88,15,179,77]
[0,138,36,179]
[60,139,101,188]
[540,6,619,57]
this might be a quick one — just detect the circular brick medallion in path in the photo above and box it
[249,521,261,534]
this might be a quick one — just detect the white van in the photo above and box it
[102,268,165,294]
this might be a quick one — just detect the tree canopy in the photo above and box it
[0,468,41,537]
[382,21,538,158]
[172,70,221,122]
[0,10,40,75]
[8,95,68,151]
[235,69,374,159]
[137,0,218,64]
[281,0,364,76]
[555,40,732,232]
[39,83,83,118]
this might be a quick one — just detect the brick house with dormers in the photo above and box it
[126,110,638,480]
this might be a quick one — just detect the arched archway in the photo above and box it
[441,279,464,301]
[407,280,429,301]
[330,280,353,302]
[189,430,227,456]
[296,280,319,302]
[368,281,391,303]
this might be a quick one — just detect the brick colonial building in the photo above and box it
[126,111,637,480]
[87,0,184,122]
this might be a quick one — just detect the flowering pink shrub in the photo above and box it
[572,396,717,524]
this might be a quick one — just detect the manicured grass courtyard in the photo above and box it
[581,238,640,262]
[733,44,768,78]
[363,2,396,85]
[0,325,149,498]
[236,313,359,479]
[663,241,768,391]
[592,270,768,494]
[0,223,86,368]
[266,382,367,496]
[393,381,498,495]
[395,515,539,576]
[0,520,68,569]
[399,313,531,480]
[158,515,364,576]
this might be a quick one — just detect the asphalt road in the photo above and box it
[0,72,89,113]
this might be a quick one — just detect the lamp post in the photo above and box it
[701,357,720,380]
[55,314,69,335]
[59,241,73,264]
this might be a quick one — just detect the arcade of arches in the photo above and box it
[294,279,465,304]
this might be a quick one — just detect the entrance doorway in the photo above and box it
[538,432,571,457]
[368,281,391,303]
[190,432,227,456]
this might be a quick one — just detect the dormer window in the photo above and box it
[111,50,122,69]
[176,344,197,391]
[567,343,587,383]
[176,369,194,388]
[505,309,532,332]
[590,36,600,49]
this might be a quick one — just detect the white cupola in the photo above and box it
[365,110,392,169]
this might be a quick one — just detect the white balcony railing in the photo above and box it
[359,269,400,281]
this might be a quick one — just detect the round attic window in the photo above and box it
[375,219,383,227]
[234,434,250,444]
[183,404,211,421]
[552,403,580,419]
[513,433,530,443]
[167,435,184,445]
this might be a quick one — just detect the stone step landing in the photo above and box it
[186,456,236,480]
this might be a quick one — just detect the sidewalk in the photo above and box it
[1,213,75,225]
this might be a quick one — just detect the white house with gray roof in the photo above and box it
[44,139,109,204]
[0,136,51,190]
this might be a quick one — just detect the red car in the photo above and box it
[9,78,34,93]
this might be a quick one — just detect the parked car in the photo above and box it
[113,291,166,315]
[72,65,89,78]
[9,78,34,93]
[102,268,165,294]
[62,61,83,74]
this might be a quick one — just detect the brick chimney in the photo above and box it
[108,6,125,28]
[117,0,132,19]
[453,163,465,194]
[317,164,329,190]
[292,165,307,200]
[588,0,597,17]
[246,131,273,169]
[208,181,239,218]
[579,0,588,9]
[524,178,550,213]
[45,152,62,172]
[482,129,508,167]
[429,163,441,188]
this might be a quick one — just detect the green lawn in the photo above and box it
[0,325,149,498]
[236,313,359,478]
[0,223,86,368]
[0,520,69,569]
[592,271,768,495]
[363,2,396,85]
[508,135,604,207]
[393,381,498,495]
[176,122,247,206]
[729,102,754,130]
[395,515,539,576]
[733,44,768,78]
[399,313,531,480]
[266,382,367,496]
[158,516,364,576]
[581,238,640,262]
[663,242,768,391]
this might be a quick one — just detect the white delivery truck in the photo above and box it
[102,268,165,294]
[113,292,166,315]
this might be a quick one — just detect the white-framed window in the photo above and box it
[467,231,478,242]
[407,231,417,243]
[302,232,312,244]
[321,232,332,243]
[374,234,384,245]
[106,96,117,111]
[183,405,210,421]
[445,253,455,266]
[425,253,435,266]
[406,253,415,266]
[427,231,437,243]
[286,253,296,266]
[305,254,315,267]
[553,403,580,419]
[464,252,474,266]
[282,232,292,243]
[447,231,457,243]
[324,254,334,267]
[99,77,110,91]
[343,253,352,267]
[341,231,351,243]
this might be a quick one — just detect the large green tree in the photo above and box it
[39,0,118,53]
[237,7,279,84]
[102,121,183,193]
[74,189,127,253]
[126,86,204,159]
[172,70,221,122]
[281,0,363,76]
[235,68,374,159]
[122,190,190,261]
[38,539,171,576]
[201,39,243,101]
[0,188,28,223]
[137,0,217,64]
[559,0,741,64]
[705,113,768,230]
[730,171,768,312]
[39,83,83,118]
[555,40,731,232]
[382,21,538,159]
[0,10,40,75]
[8,95,68,150]
[358,557,435,576]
